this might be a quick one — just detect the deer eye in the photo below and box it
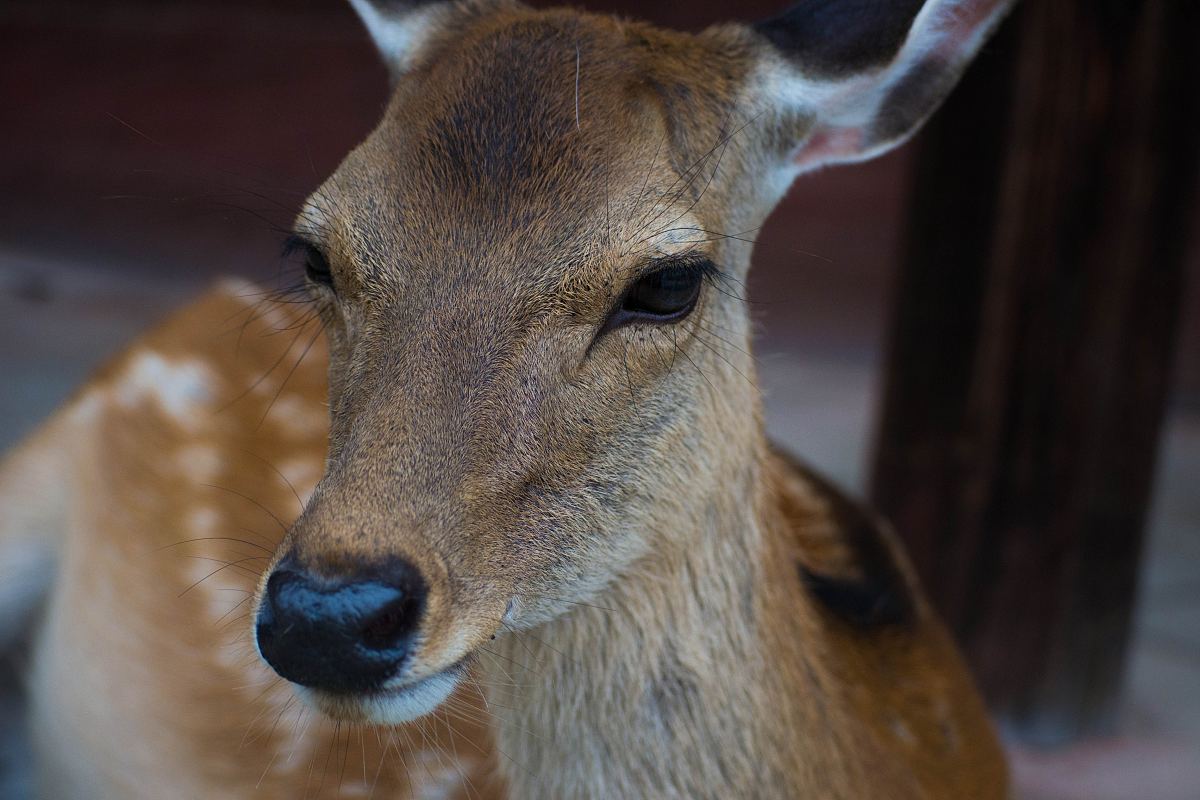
[621,264,704,320]
[283,236,333,288]
[593,257,717,342]
[303,248,333,287]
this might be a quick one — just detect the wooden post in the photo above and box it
[871,0,1199,743]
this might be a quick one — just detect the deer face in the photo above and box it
[252,0,1012,724]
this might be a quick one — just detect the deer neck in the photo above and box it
[485,430,819,799]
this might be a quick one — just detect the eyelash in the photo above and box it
[282,236,334,288]
[597,255,723,337]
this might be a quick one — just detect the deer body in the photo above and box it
[3,1,1014,797]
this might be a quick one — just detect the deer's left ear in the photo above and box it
[743,0,1014,176]
[347,0,479,78]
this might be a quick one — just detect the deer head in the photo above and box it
[252,0,1012,725]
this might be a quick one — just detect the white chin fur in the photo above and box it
[297,668,461,724]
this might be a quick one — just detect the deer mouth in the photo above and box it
[297,658,469,724]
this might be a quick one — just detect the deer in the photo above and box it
[0,0,1016,797]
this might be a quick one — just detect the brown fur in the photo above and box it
[17,285,502,798]
[3,2,1010,797]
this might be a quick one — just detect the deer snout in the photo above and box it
[255,556,428,694]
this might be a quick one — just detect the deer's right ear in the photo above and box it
[739,0,1014,183]
[347,0,464,78]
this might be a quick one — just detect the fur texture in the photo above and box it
[1,1,1014,797]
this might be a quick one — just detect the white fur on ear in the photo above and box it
[751,0,1015,177]
[346,0,454,75]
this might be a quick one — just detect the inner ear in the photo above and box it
[791,126,866,172]
[747,0,1015,174]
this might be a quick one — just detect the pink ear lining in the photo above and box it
[786,0,1011,173]
[792,126,865,170]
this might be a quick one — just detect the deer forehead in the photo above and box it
[299,11,752,287]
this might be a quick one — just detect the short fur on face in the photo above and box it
[264,0,1013,727]
[271,5,773,702]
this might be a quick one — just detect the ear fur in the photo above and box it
[346,0,463,77]
[748,0,1015,174]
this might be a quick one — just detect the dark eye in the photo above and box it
[283,236,333,288]
[302,247,333,286]
[621,264,703,319]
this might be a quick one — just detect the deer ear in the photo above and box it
[747,0,1014,174]
[346,0,462,77]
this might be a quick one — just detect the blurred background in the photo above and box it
[1,1,1197,798]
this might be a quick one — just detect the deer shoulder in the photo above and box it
[766,446,1009,798]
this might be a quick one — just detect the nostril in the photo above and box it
[359,594,420,650]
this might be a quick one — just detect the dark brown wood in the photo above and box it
[871,0,1200,744]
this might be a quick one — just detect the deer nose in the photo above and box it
[255,557,427,693]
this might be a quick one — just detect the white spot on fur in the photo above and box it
[115,351,214,423]
[409,750,470,800]
[266,395,326,438]
[178,515,261,651]
[186,505,220,537]
[177,443,221,482]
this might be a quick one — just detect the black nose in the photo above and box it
[255,557,427,693]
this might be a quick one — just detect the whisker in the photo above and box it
[217,320,312,413]
[200,483,291,532]
[239,448,308,513]
[155,536,273,554]
[258,318,327,429]
[178,555,268,597]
